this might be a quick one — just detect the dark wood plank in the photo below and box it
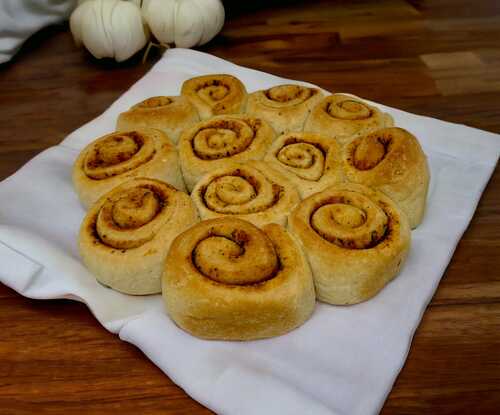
[0,1,499,413]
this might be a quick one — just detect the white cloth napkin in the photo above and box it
[0,0,77,64]
[0,49,499,415]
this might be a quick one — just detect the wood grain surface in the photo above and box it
[1,1,499,414]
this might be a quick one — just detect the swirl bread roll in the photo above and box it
[342,127,430,229]
[264,132,344,198]
[181,74,247,119]
[191,161,300,227]
[246,84,324,134]
[163,217,316,340]
[116,96,199,144]
[73,129,185,209]
[179,115,276,191]
[289,183,411,305]
[304,94,394,145]
[79,178,199,295]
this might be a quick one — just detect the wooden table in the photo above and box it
[1,1,499,413]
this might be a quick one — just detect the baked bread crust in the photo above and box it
[163,217,316,340]
[191,160,300,227]
[116,96,199,144]
[246,84,324,134]
[179,115,276,191]
[289,183,411,305]
[181,74,247,119]
[73,129,185,209]
[304,94,394,145]
[79,178,199,295]
[341,127,430,228]
[264,132,344,198]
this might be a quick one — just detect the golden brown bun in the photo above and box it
[264,132,344,198]
[181,74,247,119]
[179,115,276,191]
[304,94,394,145]
[191,160,300,227]
[79,178,199,295]
[342,127,430,228]
[289,183,411,305]
[72,129,185,209]
[246,84,324,134]
[163,217,316,340]
[116,96,199,144]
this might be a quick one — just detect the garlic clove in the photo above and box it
[193,0,225,45]
[81,0,115,59]
[212,0,225,37]
[142,0,176,45]
[70,0,94,47]
[109,1,149,62]
[174,0,204,48]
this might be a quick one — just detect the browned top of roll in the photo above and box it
[72,128,184,208]
[342,127,430,228]
[116,96,199,143]
[289,183,410,257]
[162,217,316,340]
[181,74,247,119]
[246,85,324,134]
[264,132,344,198]
[179,115,276,191]
[81,178,181,253]
[304,94,393,145]
[288,182,411,305]
[78,177,199,294]
[81,131,155,180]
[191,160,300,227]
[255,84,321,108]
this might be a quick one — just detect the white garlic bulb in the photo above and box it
[142,0,224,48]
[70,0,149,62]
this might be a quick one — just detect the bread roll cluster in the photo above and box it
[73,74,430,340]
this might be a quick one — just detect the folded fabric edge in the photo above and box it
[0,225,159,334]
[0,144,75,186]
[0,239,44,293]
[0,234,145,344]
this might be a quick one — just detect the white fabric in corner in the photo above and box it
[0,0,77,63]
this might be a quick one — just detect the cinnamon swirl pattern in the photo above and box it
[181,74,247,119]
[163,217,316,340]
[192,161,300,227]
[246,84,324,134]
[342,127,430,229]
[116,96,199,144]
[73,129,185,208]
[179,115,276,191]
[264,132,344,198]
[304,94,394,145]
[79,178,199,295]
[289,183,411,305]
